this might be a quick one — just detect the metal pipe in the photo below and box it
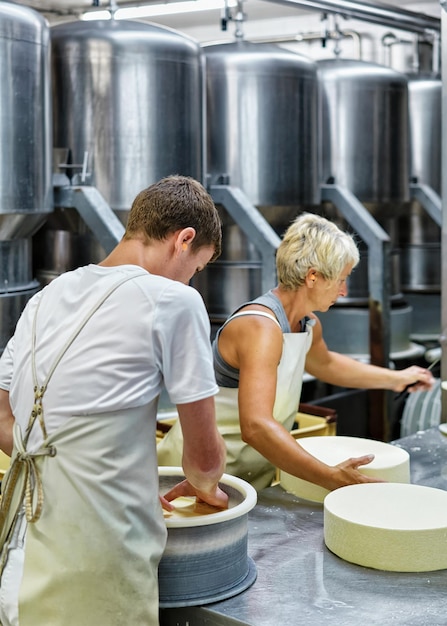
[249,29,363,59]
[265,0,440,34]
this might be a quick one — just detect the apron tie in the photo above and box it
[1,423,56,528]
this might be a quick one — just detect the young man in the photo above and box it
[0,175,227,626]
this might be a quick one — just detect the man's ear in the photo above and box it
[174,227,196,255]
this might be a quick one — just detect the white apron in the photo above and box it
[0,272,166,626]
[157,311,313,491]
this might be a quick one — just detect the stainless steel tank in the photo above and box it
[317,59,418,360]
[399,73,441,339]
[51,19,204,212]
[196,41,319,323]
[318,58,409,208]
[205,40,319,208]
[35,19,204,278]
[0,2,52,237]
[0,2,52,351]
[407,73,441,195]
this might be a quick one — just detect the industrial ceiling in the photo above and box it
[9,0,442,30]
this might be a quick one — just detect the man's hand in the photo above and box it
[162,479,229,510]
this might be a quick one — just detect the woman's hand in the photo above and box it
[325,454,385,491]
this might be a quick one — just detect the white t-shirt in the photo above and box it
[0,264,218,452]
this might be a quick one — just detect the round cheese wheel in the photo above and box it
[324,483,447,572]
[279,436,410,503]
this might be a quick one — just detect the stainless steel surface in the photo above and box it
[0,1,52,239]
[51,19,204,212]
[0,238,39,351]
[401,379,441,436]
[54,186,125,254]
[200,186,280,308]
[0,284,40,353]
[160,427,447,626]
[204,40,319,208]
[32,209,108,283]
[440,4,447,422]
[319,186,391,343]
[0,240,34,289]
[409,183,442,228]
[399,75,441,301]
[408,74,441,194]
[200,40,318,321]
[316,303,413,356]
[405,292,440,339]
[265,0,440,33]
[318,58,410,207]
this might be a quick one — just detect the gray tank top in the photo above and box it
[212,291,308,388]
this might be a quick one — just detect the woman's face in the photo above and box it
[312,264,353,312]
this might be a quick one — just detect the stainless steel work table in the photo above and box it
[160,427,447,626]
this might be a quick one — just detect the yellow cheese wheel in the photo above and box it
[280,436,410,503]
[324,483,447,572]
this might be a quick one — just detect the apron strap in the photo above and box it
[0,270,146,573]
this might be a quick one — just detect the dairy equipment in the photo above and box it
[315,58,419,363]
[0,2,52,350]
[196,40,319,324]
[380,32,442,341]
[400,73,442,339]
[318,58,409,207]
[34,18,205,280]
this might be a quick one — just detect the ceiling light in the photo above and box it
[81,9,111,21]
[81,1,238,22]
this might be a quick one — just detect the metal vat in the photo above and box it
[0,1,52,237]
[197,41,319,322]
[318,58,409,208]
[36,19,204,278]
[0,2,51,351]
[399,73,441,339]
[407,73,441,195]
[205,40,319,208]
[52,19,204,211]
[317,59,418,359]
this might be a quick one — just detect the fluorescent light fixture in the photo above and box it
[81,1,237,21]
[81,9,111,21]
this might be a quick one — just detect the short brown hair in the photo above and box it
[124,175,222,261]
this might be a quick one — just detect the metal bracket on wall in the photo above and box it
[410,182,442,227]
[320,183,392,441]
[53,185,125,254]
[210,185,281,293]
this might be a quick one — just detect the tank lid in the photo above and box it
[202,39,317,70]
[0,2,49,45]
[51,18,200,49]
[317,57,408,84]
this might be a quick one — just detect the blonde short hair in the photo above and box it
[276,213,359,290]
